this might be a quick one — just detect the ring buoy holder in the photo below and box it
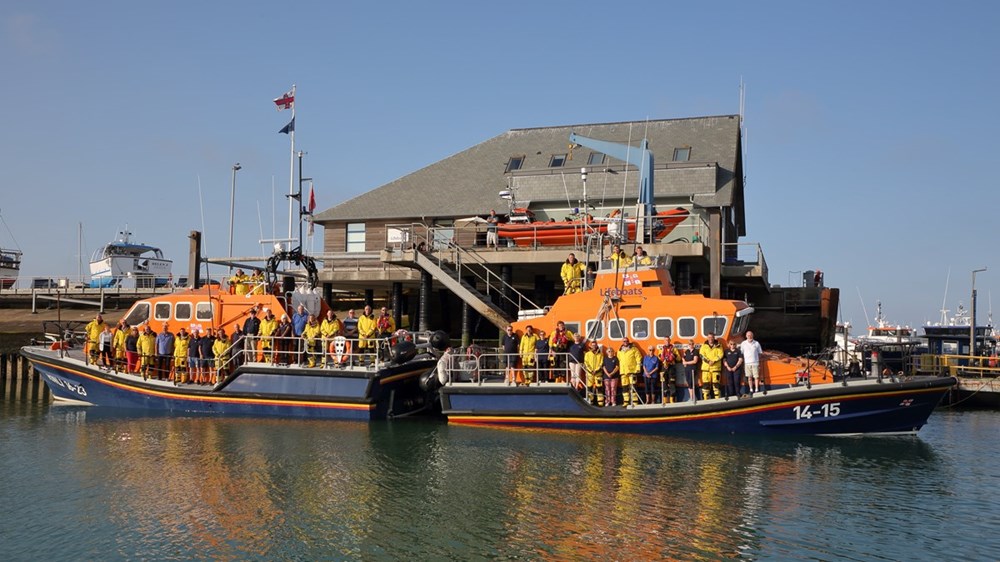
[330,336,351,365]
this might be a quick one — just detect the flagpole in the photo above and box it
[287,84,296,249]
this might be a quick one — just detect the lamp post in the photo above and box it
[228,163,242,269]
[971,267,987,356]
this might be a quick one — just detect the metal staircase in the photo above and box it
[381,245,541,330]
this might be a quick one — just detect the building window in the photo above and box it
[347,223,366,253]
[587,152,605,166]
[673,147,691,162]
[506,156,524,173]
[549,154,567,167]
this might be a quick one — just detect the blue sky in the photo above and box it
[1,1,997,330]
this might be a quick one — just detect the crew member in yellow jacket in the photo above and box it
[518,326,539,384]
[173,328,190,384]
[617,339,643,406]
[356,305,378,361]
[84,314,107,365]
[112,320,128,372]
[560,253,586,294]
[698,333,724,400]
[302,315,323,367]
[319,311,343,367]
[259,308,278,362]
[212,330,231,384]
[137,324,157,380]
[583,340,605,406]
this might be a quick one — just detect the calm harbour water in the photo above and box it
[1,402,998,561]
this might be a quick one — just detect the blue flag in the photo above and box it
[279,117,295,134]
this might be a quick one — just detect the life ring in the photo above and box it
[330,336,351,364]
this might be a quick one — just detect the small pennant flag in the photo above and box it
[307,184,316,214]
[279,117,295,134]
[273,89,294,110]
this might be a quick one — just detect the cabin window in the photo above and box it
[673,147,691,162]
[195,302,214,322]
[654,317,673,339]
[678,317,697,339]
[506,156,524,172]
[563,322,581,337]
[549,154,567,168]
[153,302,171,322]
[585,320,604,340]
[123,302,150,327]
[702,316,728,338]
[587,152,605,165]
[731,313,750,337]
[175,302,192,322]
[631,318,649,340]
[346,223,366,253]
[608,319,626,340]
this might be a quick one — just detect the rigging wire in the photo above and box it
[0,209,22,250]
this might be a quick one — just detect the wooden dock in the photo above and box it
[1,353,49,403]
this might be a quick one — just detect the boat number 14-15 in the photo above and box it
[793,403,841,419]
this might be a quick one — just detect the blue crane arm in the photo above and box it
[569,132,655,232]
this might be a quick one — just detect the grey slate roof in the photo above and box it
[316,115,743,222]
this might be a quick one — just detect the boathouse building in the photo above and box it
[312,115,837,352]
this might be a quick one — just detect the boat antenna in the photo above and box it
[257,201,266,255]
[939,267,951,325]
[857,287,871,327]
[197,174,214,290]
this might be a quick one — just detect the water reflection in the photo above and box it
[5,405,994,561]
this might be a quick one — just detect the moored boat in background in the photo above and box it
[89,228,172,288]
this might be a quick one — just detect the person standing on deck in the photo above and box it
[658,340,680,403]
[242,307,260,362]
[137,324,157,380]
[376,306,396,338]
[97,325,114,369]
[548,320,573,376]
[681,340,700,401]
[84,313,107,365]
[356,305,378,363]
[501,325,519,385]
[723,339,744,400]
[198,329,216,384]
[560,253,585,294]
[212,330,230,384]
[187,330,202,383]
[568,333,587,392]
[112,321,128,373]
[584,341,605,405]
[229,323,245,369]
[699,333,723,400]
[259,308,278,363]
[292,305,309,337]
[124,326,140,374]
[617,339,642,406]
[155,322,175,380]
[302,315,322,367]
[739,331,764,396]
[320,311,343,367]
[485,210,499,248]
[173,328,190,384]
[274,314,294,365]
[518,326,539,384]
[602,346,620,407]
[642,345,662,406]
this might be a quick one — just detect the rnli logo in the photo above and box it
[899,399,914,407]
